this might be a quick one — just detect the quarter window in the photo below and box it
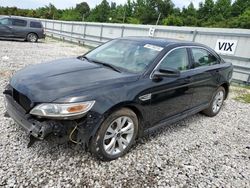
[30,21,42,28]
[12,19,27,27]
[191,48,219,67]
[159,48,189,71]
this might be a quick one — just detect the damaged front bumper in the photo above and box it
[5,94,60,139]
[4,94,102,148]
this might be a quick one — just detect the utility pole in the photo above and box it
[156,13,161,25]
[123,6,126,23]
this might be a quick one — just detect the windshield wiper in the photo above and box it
[78,55,91,62]
[78,56,121,73]
[91,60,121,73]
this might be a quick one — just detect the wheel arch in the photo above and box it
[220,82,230,99]
[102,102,145,137]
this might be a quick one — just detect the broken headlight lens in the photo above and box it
[30,101,95,119]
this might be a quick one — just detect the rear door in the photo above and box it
[0,18,13,37]
[30,21,43,38]
[10,18,28,38]
[149,47,194,126]
[188,47,221,108]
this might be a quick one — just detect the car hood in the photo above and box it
[10,58,138,102]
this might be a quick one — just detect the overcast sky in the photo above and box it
[0,0,205,9]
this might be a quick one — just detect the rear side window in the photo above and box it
[159,48,189,71]
[191,48,219,67]
[12,19,27,27]
[30,21,42,28]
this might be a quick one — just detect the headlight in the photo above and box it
[30,101,95,119]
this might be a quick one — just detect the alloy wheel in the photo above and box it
[103,116,135,156]
[212,91,224,113]
[28,34,37,42]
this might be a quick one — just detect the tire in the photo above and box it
[202,86,225,117]
[26,33,38,42]
[90,108,138,161]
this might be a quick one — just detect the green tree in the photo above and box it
[198,0,215,21]
[214,0,232,20]
[157,0,174,18]
[133,0,160,24]
[45,3,58,19]
[127,17,141,24]
[238,8,250,28]
[75,2,90,20]
[182,2,198,26]
[109,4,127,23]
[0,0,250,29]
[163,15,183,26]
[60,8,80,21]
[87,0,110,22]
[231,0,250,17]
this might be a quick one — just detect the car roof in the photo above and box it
[0,16,41,23]
[120,36,203,48]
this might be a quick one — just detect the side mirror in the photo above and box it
[153,68,180,80]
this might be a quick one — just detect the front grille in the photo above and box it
[12,88,33,112]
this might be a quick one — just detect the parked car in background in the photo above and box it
[0,16,45,42]
[4,37,233,161]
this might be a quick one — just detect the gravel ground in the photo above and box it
[0,38,249,187]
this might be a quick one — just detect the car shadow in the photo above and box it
[12,104,226,162]
[136,113,203,145]
[0,38,45,43]
[134,103,228,149]
[28,112,205,161]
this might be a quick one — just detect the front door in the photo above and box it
[10,18,28,38]
[149,48,194,126]
[0,18,13,37]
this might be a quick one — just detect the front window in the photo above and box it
[0,18,11,25]
[85,39,163,73]
[159,48,189,71]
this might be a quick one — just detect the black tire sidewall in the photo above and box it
[90,108,138,161]
[203,86,225,117]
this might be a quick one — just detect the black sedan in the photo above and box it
[4,37,233,160]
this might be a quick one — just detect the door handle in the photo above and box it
[5,26,12,29]
[184,77,192,82]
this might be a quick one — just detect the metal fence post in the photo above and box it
[192,30,198,42]
[83,24,87,39]
[71,23,74,42]
[100,25,104,42]
[121,26,125,37]
[52,21,55,38]
[60,21,63,40]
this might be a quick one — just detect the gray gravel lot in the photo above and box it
[0,38,249,187]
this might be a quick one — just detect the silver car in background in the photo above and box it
[0,16,45,42]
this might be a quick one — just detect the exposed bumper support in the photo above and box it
[4,93,102,149]
[5,95,54,139]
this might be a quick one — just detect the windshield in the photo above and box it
[85,39,163,73]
